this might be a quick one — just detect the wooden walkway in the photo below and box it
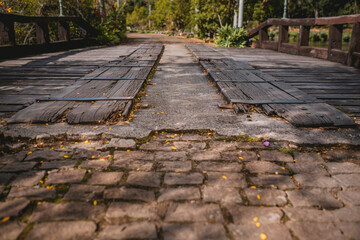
[187,44,357,127]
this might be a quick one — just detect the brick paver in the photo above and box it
[0,133,358,240]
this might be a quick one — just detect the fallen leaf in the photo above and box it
[1,216,10,222]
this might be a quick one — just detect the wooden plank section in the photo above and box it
[8,44,163,123]
[187,44,356,127]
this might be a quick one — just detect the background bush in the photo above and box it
[215,25,249,48]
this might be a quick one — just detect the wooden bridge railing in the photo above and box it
[0,13,99,58]
[248,14,360,68]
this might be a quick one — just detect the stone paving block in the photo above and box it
[0,173,14,185]
[158,187,200,202]
[104,187,155,202]
[39,160,77,170]
[101,138,136,149]
[165,203,223,223]
[114,151,154,161]
[336,222,360,240]
[164,173,203,185]
[245,161,288,174]
[286,162,329,175]
[64,184,105,201]
[97,222,157,240]
[209,141,237,151]
[228,223,292,240]
[250,175,296,190]
[72,148,108,160]
[179,133,212,141]
[294,174,340,189]
[25,221,97,240]
[286,189,342,209]
[202,186,242,204]
[221,151,257,161]
[225,205,283,224]
[126,172,161,187]
[173,142,206,152]
[207,172,247,188]
[0,152,26,165]
[25,150,68,161]
[338,190,360,206]
[46,169,86,184]
[283,208,335,222]
[0,161,37,172]
[162,223,228,240]
[10,171,45,187]
[30,202,105,222]
[325,162,360,175]
[87,172,123,185]
[245,189,287,206]
[332,207,360,222]
[260,150,293,163]
[155,151,187,161]
[8,187,56,200]
[293,152,324,163]
[106,202,159,220]
[0,199,30,218]
[322,150,360,162]
[196,162,242,172]
[191,151,221,161]
[139,142,175,151]
[333,174,360,189]
[0,221,26,240]
[286,222,346,240]
[235,142,267,150]
[157,161,192,172]
[112,159,153,171]
[79,159,111,170]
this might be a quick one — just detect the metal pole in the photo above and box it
[238,0,244,28]
[283,0,287,18]
[59,0,63,16]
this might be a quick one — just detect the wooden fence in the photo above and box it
[0,13,98,58]
[248,14,360,68]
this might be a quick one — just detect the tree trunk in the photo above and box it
[99,0,106,22]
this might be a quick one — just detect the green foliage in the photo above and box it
[319,30,328,42]
[310,31,321,41]
[343,32,351,42]
[215,25,248,48]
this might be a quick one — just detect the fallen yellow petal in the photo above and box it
[2,216,10,222]
[93,200,97,206]
[27,151,32,155]
[63,155,69,159]
[253,217,258,222]
[257,195,261,200]
[171,147,177,150]
[238,157,244,160]
[176,122,180,125]
[256,222,261,227]
[222,176,227,180]
[260,233,268,240]
[85,140,89,144]
[250,186,256,189]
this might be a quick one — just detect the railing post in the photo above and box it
[36,22,50,44]
[0,20,16,45]
[347,22,360,67]
[58,21,70,41]
[328,24,343,59]
[278,25,289,51]
[259,27,269,48]
[297,25,310,54]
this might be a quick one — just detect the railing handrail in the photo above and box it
[247,14,360,68]
[249,14,360,38]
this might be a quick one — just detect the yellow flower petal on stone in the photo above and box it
[45,123,49,126]
[257,195,261,199]
[260,233,268,240]
[2,216,10,222]
[176,122,180,125]
[127,150,131,152]
[91,156,95,159]
[282,167,286,170]
[27,151,32,155]
[238,157,244,160]
[250,186,256,189]
[93,200,97,206]
[63,155,69,159]
[253,217,258,222]
[256,222,261,227]
[222,176,227,180]
[171,147,177,150]
[85,140,89,144]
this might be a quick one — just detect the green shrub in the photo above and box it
[343,32,351,42]
[319,30,328,42]
[215,25,248,48]
[310,31,320,42]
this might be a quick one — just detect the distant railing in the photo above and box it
[248,14,360,68]
[0,13,99,58]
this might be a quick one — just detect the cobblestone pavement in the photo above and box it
[0,132,359,240]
